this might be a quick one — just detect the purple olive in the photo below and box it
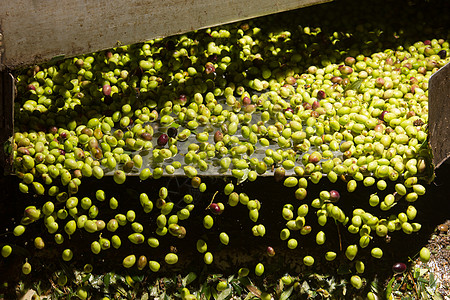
[102,85,112,96]
[167,127,178,138]
[329,190,340,202]
[26,84,36,91]
[392,262,407,274]
[379,110,388,121]
[438,50,447,59]
[157,134,168,147]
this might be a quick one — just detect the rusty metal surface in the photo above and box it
[429,62,450,169]
[0,71,14,174]
[0,0,330,70]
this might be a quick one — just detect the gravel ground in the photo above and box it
[422,219,450,298]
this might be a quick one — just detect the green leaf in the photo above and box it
[131,274,145,283]
[117,286,127,296]
[280,286,294,300]
[231,282,243,295]
[217,287,232,300]
[211,287,219,299]
[344,78,363,92]
[434,291,444,300]
[103,273,111,289]
[200,285,211,300]
[300,280,310,294]
[337,264,352,275]
[429,272,437,288]
[419,268,428,277]
[238,277,251,287]
[49,55,66,64]
[81,275,91,283]
[182,272,198,287]
[237,168,250,185]
[385,276,396,298]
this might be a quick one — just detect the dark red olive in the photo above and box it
[242,96,251,106]
[209,203,221,214]
[157,134,168,147]
[317,90,326,100]
[48,126,58,134]
[167,127,178,138]
[214,131,223,143]
[284,107,294,114]
[302,102,312,110]
[392,262,407,274]
[26,84,36,91]
[59,131,67,139]
[385,57,394,66]
[178,94,187,105]
[205,63,215,74]
[329,190,340,202]
[424,40,431,45]
[379,110,388,121]
[312,100,320,110]
[267,246,276,257]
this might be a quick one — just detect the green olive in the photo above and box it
[350,275,363,289]
[303,256,314,266]
[62,249,73,261]
[420,247,431,262]
[165,253,179,265]
[255,263,265,276]
[1,245,12,258]
[123,254,136,268]
[345,245,358,261]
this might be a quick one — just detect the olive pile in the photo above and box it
[1,0,449,297]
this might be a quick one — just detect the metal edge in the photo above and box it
[0,71,14,174]
[429,62,450,169]
[0,23,4,71]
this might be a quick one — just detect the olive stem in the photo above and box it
[205,191,219,210]
[335,220,342,252]
[407,271,419,298]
